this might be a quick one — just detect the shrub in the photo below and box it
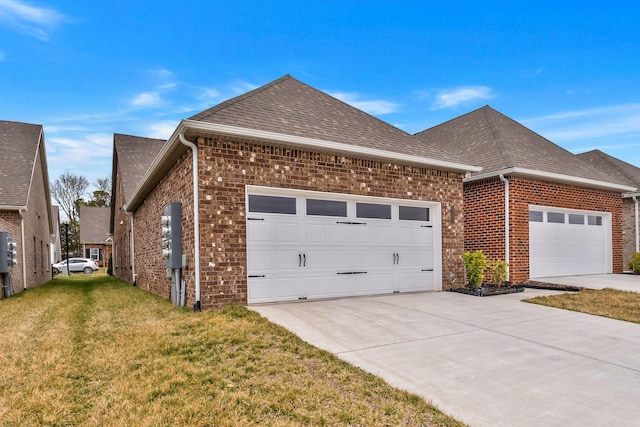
[107,254,113,276]
[486,259,509,285]
[462,250,487,289]
[629,252,640,274]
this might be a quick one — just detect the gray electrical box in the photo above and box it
[161,202,182,269]
[0,232,17,273]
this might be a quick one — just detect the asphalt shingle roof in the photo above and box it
[577,150,640,191]
[414,105,619,184]
[0,120,43,207]
[80,206,111,244]
[113,133,166,204]
[190,74,468,165]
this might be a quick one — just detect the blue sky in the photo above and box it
[1,0,639,193]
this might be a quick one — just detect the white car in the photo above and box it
[52,258,99,275]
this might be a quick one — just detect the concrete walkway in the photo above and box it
[252,286,640,427]
[534,273,640,292]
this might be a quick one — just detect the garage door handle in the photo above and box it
[303,253,306,267]
[248,275,266,278]
[421,269,433,272]
[397,253,400,264]
[299,254,302,267]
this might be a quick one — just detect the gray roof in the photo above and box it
[0,120,43,207]
[415,105,620,185]
[112,133,166,204]
[80,206,111,244]
[577,150,640,191]
[190,74,468,165]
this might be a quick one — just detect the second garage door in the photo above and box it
[529,206,612,278]
[247,187,442,303]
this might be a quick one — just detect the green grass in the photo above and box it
[524,288,640,324]
[0,275,465,426]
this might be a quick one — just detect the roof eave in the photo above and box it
[0,204,28,211]
[465,167,637,192]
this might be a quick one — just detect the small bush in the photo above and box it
[629,252,640,274]
[486,259,509,285]
[107,254,113,276]
[462,250,487,289]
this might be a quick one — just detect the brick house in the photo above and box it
[0,120,54,296]
[577,149,640,270]
[110,134,166,284]
[415,106,636,283]
[79,206,112,268]
[112,75,480,309]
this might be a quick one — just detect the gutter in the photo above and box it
[634,196,639,254]
[129,214,136,286]
[19,210,26,290]
[498,175,510,281]
[179,133,201,312]
[465,167,636,193]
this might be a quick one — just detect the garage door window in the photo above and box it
[568,214,584,225]
[399,206,430,221]
[356,202,391,219]
[529,210,543,222]
[248,195,296,214]
[547,212,565,223]
[306,199,347,217]
[588,215,603,226]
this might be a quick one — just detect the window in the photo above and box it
[306,199,347,217]
[399,206,430,221]
[547,212,565,223]
[568,214,584,225]
[248,195,296,214]
[529,210,543,222]
[90,248,99,261]
[588,215,603,226]
[356,202,391,219]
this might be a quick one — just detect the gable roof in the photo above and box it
[414,106,635,192]
[111,133,166,205]
[126,75,481,211]
[80,206,111,244]
[0,120,45,207]
[577,149,640,195]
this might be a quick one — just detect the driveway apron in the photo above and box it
[252,289,640,427]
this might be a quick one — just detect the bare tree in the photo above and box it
[86,175,111,207]
[51,172,89,256]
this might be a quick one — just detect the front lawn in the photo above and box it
[0,276,464,426]
[524,288,640,324]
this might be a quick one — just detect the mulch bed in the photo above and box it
[447,284,525,297]
[522,280,582,292]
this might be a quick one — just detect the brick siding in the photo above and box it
[622,198,639,269]
[123,135,466,309]
[465,175,624,283]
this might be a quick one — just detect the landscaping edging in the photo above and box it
[523,281,581,292]
[447,284,525,297]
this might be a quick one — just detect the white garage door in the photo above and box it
[529,207,611,278]
[246,187,442,303]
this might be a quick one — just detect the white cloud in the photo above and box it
[147,121,177,139]
[0,0,65,40]
[430,86,495,110]
[329,91,398,115]
[130,91,164,108]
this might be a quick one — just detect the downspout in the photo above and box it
[129,213,136,286]
[633,196,639,254]
[179,133,201,311]
[19,210,26,290]
[498,175,510,281]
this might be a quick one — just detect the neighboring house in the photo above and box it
[79,206,112,268]
[577,149,640,270]
[415,106,636,283]
[112,75,480,310]
[50,205,61,263]
[0,120,54,295]
[110,134,167,283]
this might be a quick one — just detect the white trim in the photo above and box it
[498,175,510,281]
[182,120,481,173]
[466,167,635,192]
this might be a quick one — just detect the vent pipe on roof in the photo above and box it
[499,175,510,281]
[633,196,639,254]
[179,133,201,311]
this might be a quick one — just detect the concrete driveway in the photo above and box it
[534,273,640,292]
[252,284,640,427]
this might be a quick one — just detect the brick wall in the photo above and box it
[0,210,22,295]
[622,198,638,269]
[464,175,624,283]
[126,134,466,309]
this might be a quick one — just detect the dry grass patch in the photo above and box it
[0,276,464,426]
[524,288,640,324]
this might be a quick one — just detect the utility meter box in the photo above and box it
[0,232,18,273]
[161,203,182,269]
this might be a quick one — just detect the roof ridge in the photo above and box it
[190,74,293,121]
[415,104,491,135]
[588,149,640,186]
[482,106,516,168]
